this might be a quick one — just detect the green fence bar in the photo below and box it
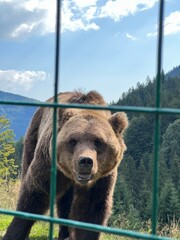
[48,0,61,239]
[0,209,172,240]
[0,100,180,115]
[49,106,58,240]
[152,0,164,235]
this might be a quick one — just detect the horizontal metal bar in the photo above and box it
[0,209,171,240]
[0,100,179,115]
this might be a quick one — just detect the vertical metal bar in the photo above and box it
[49,0,61,239]
[156,0,164,109]
[152,0,164,235]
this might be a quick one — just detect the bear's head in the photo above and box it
[57,109,128,186]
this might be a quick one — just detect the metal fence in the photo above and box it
[0,0,180,239]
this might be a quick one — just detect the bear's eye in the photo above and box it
[69,138,77,148]
[94,138,103,148]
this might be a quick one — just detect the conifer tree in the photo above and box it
[14,137,24,175]
[0,115,17,184]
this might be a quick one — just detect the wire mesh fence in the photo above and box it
[0,0,180,239]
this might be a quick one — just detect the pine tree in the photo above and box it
[125,115,154,165]
[137,159,152,221]
[158,119,180,223]
[113,174,133,215]
[0,115,17,184]
[159,180,180,223]
[14,137,24,175]
[160,119,180,168]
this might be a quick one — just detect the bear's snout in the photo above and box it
[78,156,93,171]
[76,156,95,185]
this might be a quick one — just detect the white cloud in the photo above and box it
[126,33,137,40]
[83,7,98,21]
[0,0,159,39]
[99,0,158,21]
[0,70,47,91]
[73,0,98,9]
[0,0,100,38]
[11,23,37,38]
[164,11,180,35]
[147,32,156,37]
[147,11,180,37]
[61,1,99,32]
[0,0,49,38]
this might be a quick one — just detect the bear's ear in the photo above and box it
[109,112,128,135]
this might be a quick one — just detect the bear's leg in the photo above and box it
[57,186,74,240]
[69,172,117,240]
[3,182,49,240]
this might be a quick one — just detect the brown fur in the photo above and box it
[3,91,128,240]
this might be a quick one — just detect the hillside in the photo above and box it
[166,65,180,79]
[0,91,38,140]
[115,70,180,109]
[112,74,180,226]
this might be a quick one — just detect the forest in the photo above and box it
[0,73,179,235]
[111,74,180,230]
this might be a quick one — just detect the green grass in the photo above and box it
[0,214,122,240]
[0,181,58,239]
[0,215,59,240]
[0,215,11,231]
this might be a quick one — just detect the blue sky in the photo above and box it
[0,0,180,103]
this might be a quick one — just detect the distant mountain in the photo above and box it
[0,91,38,140]
[166,65,180,79]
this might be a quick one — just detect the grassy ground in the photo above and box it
[0,214,122,240]
[0,214,124,240]
[0,181,179,240]
[0,214,58,239]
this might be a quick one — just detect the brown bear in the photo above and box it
[3,91,128,240]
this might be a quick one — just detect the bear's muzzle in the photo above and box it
[76,156,94,184]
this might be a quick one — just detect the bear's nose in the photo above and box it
[78,157,93,170]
